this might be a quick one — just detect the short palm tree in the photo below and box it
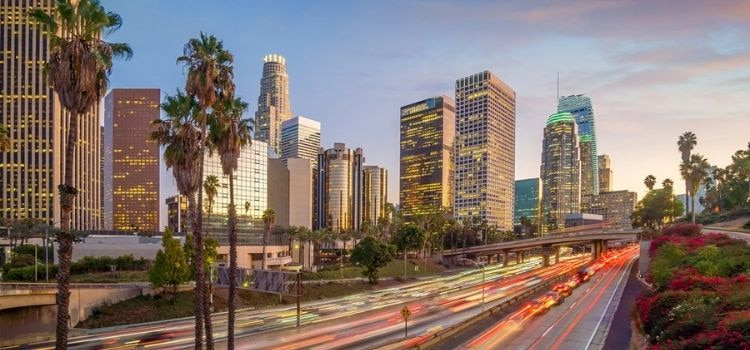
[207,95,251,347]
[28,2,131,347]
[262,209,276,270]
[178,32,234,349]
[644,175,656,191]
[0,125,10,152]
[680,154,710,223]
[678,132,697,217]
[202,175,219,318]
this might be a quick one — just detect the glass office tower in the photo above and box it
[558,94,598,197]
[541,112,581,232]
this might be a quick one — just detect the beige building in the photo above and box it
[399,96,455,218]
[255,54,292,155]
[268,158,290,229]
[587,190,637,230]
[287,158,314,228]
[598,154,613,193]
[1,0,100,230]
[454,71,516,229]
[363,166,388,226]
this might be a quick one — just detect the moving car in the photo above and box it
[552,283,572,297]
[541,291,563,307]
[567,277,581,289]
[522,299,548,316]
[576,270,591,282]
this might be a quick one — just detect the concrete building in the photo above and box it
[598,154,612,193]
[267,158,290,229]
[541,112,581,232]
[363,166,388,226]
[454,71,516,229]
[255,54,292,154]
[287,158,314,228]
[565,213,603,228]
[1,0,101,230]
[399,96,455,217]
[588,190,637,230]
[514,178,542,232]
[165,195,188,234]
[280,116,320,168]
[558,94,599,197]
[103,88,160,232]
[315,143,365,232]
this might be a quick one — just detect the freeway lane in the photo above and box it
[8,255,586,349]
[446,245,637,350]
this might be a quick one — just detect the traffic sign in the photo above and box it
[401,306,411,320]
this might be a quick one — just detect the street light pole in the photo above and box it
[45,227,49,282]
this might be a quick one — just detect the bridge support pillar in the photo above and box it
[502,250,509,267]
[555,246,560,264]
[516,252,521,265]
[541,244,552,268]
[591,240,599,259]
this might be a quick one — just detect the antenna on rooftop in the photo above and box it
[557,72,560,103]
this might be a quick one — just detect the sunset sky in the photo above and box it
[102,1,750,227]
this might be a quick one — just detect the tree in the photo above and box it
[680,154,710,223]
[183,233,218,281]
[393,224,424,277]
[149,229,189,298]
[203,175,220,230]
[678,132,698,217]
[644,175,657,191]
[350,236,395,284]
[27,2,132,346]
[0,125,10,152]
[208,96,250,344]
[262,209,275,270]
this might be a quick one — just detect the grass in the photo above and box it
[70,270,149,283]
[301,259,445,281]
[77,282,388,329]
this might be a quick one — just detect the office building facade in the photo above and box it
[280,116,320,168]
[363,166,388,226]
[166,195,188,234]
[598,154,612,193]
[315,143,364,232]
[1,0,100,229]
[587,190,637,230]
[399,96,455,217]
[558,94,598,197]
[103,88,160,232]
[454,71,516,229]
[541,112,581,232]
[514,178,542,231]
[255,54,291,154]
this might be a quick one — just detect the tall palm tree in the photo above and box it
[0,125,10,152]
[644,175,657,191]
[177,32,234,349]
[262,209,276,270]
[207,96,250,348]
[680,154,710,223]
[28,2,131,347]
[662,178,675,222]
[678,132,698,217]
[202,174,219,327]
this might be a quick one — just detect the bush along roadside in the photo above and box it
[634,223,750,349]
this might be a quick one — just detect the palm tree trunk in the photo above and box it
[691,193,696,224]
[188,192,205,349]
[55,111,78,350]
[228,174,238,348]
[203,209,213,350]
[262,226,268,270]
[197,116,211,349]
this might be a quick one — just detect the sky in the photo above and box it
[101,0,750,228]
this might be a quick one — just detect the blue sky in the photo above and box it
[101,1,750,227]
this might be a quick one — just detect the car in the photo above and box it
[567,277,581,289]
[522,299,548,316]
[540,291,563,307]
[552,283,572,297]
[585,267,596,277]
[576,270,591,282]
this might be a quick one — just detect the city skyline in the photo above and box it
[93,1,750,228]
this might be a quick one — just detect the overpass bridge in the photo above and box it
[441,229,639,267]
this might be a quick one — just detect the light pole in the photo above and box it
[459,258,485,312]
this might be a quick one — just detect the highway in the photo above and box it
[7,253,592,349]
[434,245,637,350]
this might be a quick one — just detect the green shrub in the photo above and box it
[3,264,58,281]
[71,255,151,274]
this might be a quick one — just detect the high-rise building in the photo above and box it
[363,166,388,225]
[268,158,290,229]
[454,71,516,229]
[588,190,637,230]
[315,143,364,232]
[514,178,542,231]
[280,116,320,168]
[1,0,101,230]
[255,54,291,154]
[287,158,314,229]
[166,195,188,234]
[399,96,455,217]
[558,94,598,197]
[541,112,581,232]
[598,154,612,193]
[103,88,160,232]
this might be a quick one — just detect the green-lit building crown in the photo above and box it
[546,112,575,126]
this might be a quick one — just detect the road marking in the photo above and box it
[568,301,577,309]
[542,325,555,337]
[584,256,635,350]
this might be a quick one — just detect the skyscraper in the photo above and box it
[514,178,542,232]
[541,112,581,232]
[315,143,364,232]
[363,166,388,226]
[558,94,598,197]
[103,88,160,232]
[280,116,320,167]
[454,71,516,229]
[1,0,101,230]
[399,96,455,217]
[598,154,612,193]
[255,54,291,154]
[587,190,637,230]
